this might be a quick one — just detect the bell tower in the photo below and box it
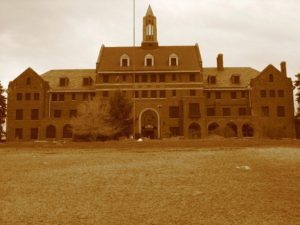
[142,5,158,48]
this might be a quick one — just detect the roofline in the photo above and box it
[97,70,201,74]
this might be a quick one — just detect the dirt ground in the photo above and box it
[0,139,299,225]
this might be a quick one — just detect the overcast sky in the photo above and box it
[1,0,300,89]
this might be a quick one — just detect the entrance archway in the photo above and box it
[224,122,238,137]
[188,123,201,139]
[208,122,221,135]
[242,123,254,137]
[139,108,160,139]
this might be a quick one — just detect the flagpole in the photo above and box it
[132,0,136,139]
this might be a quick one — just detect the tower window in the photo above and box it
[146,24,154,36]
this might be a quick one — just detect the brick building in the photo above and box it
[6,6,295,141]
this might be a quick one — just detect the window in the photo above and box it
[25,93,31,100]
[46,125,56,138]
[169,106,180,118]
[172,74,176,81]
[239,107,247,116]
[223,108,231,116]
[33,93,40,100]
[30,128,38,140]
[103,91,109,97]
[90,92,95,100]
[269,74,274,82]
[83,93,89,101]
[16,109,23,120]
[135,74,139,82]
[145,54,154,67]
[260,90,267,98]
[170,127,180,137]
[159,74,165,82]
[206,92,211,99]
[83,77,93,86]
[231,75,240,84]
[146,24,154,35]
[52,93,58,101]
[122,75,126,82]
[54,110,62,118]
[159,90,166,98]
[241,91,247,98]
[120,54,130,67]
[16,93,22,101]
[270,90,276,98]
[15,128,23,139]
[189,103,200,118]
[207,108,215,116]
[69,110,77,118]
[26,77,31,85]
[59,93,64,101]
[277,106,285,117]
[261,106,269,117]
[141,74,148,82]
[59,78,69,87]
[142,90,148,98]
[172,90,176,97]
[150,74,156,82]
[150,90,157,98]
[169,54,178,66]
[31,109,39,120]
[135,91,139,98]
[231,91,237,99]
[189,73,196,81]
[215,92,221,99]
[278,90,284,97]
[72,93,76,100]
[190,90,196,96]
[170,58,177,66]
[103,74,109,83]
[207,76,216,84]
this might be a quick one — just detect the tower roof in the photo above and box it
[146,5,154,16]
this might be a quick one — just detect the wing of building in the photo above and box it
[6,5,295,141]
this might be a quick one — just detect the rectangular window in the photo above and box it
[15,128,23,139]
[169,106,180,118]
[122,75,126,82]
[172,90,176,97]
[141,74,148,82]
[25,93,31,100]
[278,90,285,97]
[83,77,93,86]
[31,109,39,120]
[122,59,128,67]
[277,106,285,117]
[103,91,109,97]
[83,93,89,101]
[16,109,23,120]
[52,93,58,101]
[150,90,157,98]
[222,108,231,116]
[215,91,221,99]
[189,103,200,118]
[231,75,240,84]
[150,74,156,82]
[189,73,196,81]
[59,93,64,101]
[54,110,62,118]
[207,76,216,84]
[16,93,22,101]
[159,74,165,82]
[135,91,139,98]
[171,58,177,66]
[270,90,276,98]
[170,127,180,136]
[261,106,269,117]
[90,92,95,100]
[260,90,267,98]
[142,90,148,98]
[135,74,139,82]
[190,90,196,96]
[172,74,176,81]
[159,90,166,98]
[241,91,247,98]
[30,128,38,140]
[72,93,76,100]
[239,107,247,116]
[206,92,211,99]
[146,58,152,67]
[59,78,69,87]
[69,110,77,118]
[103,74,109,83]
[33,93,40,100]
[207,108,215,116]
[231,91,237,99]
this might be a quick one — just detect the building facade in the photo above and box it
[6,6,295,141]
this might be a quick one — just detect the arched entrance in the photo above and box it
[208,122,221,135]
[46,125,56,138]
[139,109,160,139]
[188,123,201,139]
[242,123,254,137]
[224,122,238,137]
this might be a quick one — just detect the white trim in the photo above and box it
[120,54,130,67]
[138,108,160,138]
[169,53,179,66]
[144,54,154,67]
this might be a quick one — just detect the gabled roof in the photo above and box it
[97,45,202,72]
[41,69,96,91]
[11,67,41,82]
[203,67,259,88]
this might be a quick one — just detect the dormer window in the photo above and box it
[169,53,179,66]
[207,75,216,84]
[59,77,69,87]
[120,54,130,67]
[83,77,93,86]
[231,74,240,84]
[145,54,154,67]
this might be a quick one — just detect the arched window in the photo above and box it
[188,123,201,139]
[63,124,73,138]
[145,54,154,67]
[208,122,221,136]
[46,125,56,138]
[224,122,238,138]
[169,53,179,66]
[146,24,154,36]
[120,54,130,67]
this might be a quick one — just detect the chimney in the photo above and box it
[280,61,287,76]
[217,54,224,71]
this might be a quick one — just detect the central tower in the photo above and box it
[142,5,158,48]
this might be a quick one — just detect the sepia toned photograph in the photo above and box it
[0,0,299,224]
